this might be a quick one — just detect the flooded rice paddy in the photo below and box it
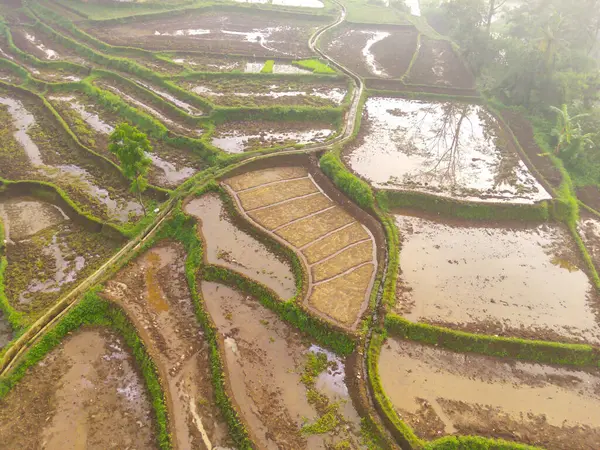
[103,242,232,449]
[50,93,201,188]
[0,328,158,449]
[236,0,325,7]
[347,98,551,203]
[1,195,117,321]
[0,91,143,223]
[225,166,377,329]
[212,123,334,153]
[395,213,600,344]
[379,338,600,448]
[578,214,600,272]
[84,11,321,57]
[323,25,418,78]
[201,282,364,449]
[184,194,296,299]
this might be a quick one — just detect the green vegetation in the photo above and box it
[320,150,374,210]
[108,123,153,215]
[294,59,336,74]
[260,60,275,74]
[0,291,171,449]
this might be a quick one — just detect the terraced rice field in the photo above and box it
[224,166,377,328]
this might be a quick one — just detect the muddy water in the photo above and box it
[212,128,333,153]
[0,96,43,165]
[0,196,68,243]
[379,338,600,448]
[50,96,114,134]
[361,31,390,77]
[201,282,363,449]
[578,215,600,271]
[24,32,59,60]
[0,329,158,449]
[347,98,551,203]
[272,0,325,7]
[395,214,600,344]
[185,194,295,299]
[103,243,232,450]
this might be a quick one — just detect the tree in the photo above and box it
[108,123,152,216]
[485,0,507,36]
[550,104,593,155]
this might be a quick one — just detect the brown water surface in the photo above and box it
[347,98,551,203]
[0,328,157,449]
[379,338,600,448]
[185,194,296,299]
[395,214,600,344]
[0,196,67,243]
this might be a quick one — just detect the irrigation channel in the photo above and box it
[0,0,382,445]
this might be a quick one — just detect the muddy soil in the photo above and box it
[395,213,600,344]
[83,10,324,57]
[578,212,600,272]
[345,97,551,203]
[323,24,418,78]
[183,78,347,107]
[49,92,203,188]
[185,193,296,299]
[406,38,475,89]
[102,242,233,450]
[201,281,365,449]
[577,185,600,213]
[168,53,247,72]
[10,27,88,65]
[499,110,562,191]
[212,120,334,153]
[379,338,600,449]
[0,87,144,222]
[0,328,158,449]
[0,312,11,349]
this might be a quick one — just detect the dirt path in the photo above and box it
[0,328,157,449]
[224,166,377,329]
[103,241,232,450]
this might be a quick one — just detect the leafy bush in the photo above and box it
[293,59,336,74]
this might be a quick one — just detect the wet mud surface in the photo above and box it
[323,24,418,78]
[49,92,203,188]
[10,27,89,66]
[212,120,334,153]
[578,213,600,273]
[346,97,551,203]
[225,167,377,329]
[0,328,158,449]
[395,213,600,344]
[84,10,324,57]
[201,281,365,449]
[379,338,600,449]
[183,78,347,107]
[1,195,117,323]
[0,312,11,349]
[406,38,475,89]
[103,242,233,450]
[0,88,144,223]
[185,194,296,299]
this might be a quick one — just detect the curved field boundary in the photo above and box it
[222,166,378,331]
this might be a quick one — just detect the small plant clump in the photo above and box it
[294,59,336,74]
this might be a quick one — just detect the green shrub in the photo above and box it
[320,151,374,210]
[293,59,336,74]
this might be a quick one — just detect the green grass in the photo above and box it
[293,59,336,74]
[260,60,274,74]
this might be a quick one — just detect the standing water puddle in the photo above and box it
[347,98,552,203]
[103,243,232,449]
[0,196,68,244]
[24,32,59,60]
[132,79,203,116]
[379,338,600,447]
[185,194,295,299]
[395,214,600,344]
[0,329,158,448]
[201,282,364,449]
[192,85,346,104]
[0,96,43,165]
[212,127,333,153]
[361,31,390,77]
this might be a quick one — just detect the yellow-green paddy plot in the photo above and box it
[379,338,600,449]
[224,166,377,329]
